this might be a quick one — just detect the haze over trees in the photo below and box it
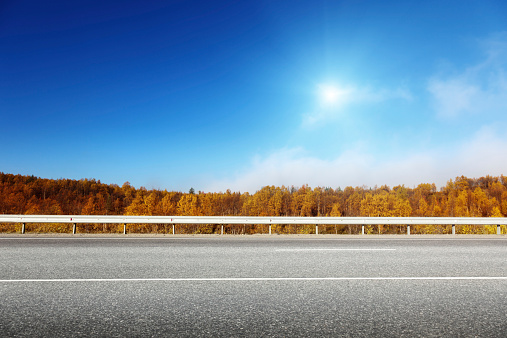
[1,172,506,234]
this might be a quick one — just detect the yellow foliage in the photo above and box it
[330,202,341,217]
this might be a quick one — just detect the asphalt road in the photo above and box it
[1,235,506,337]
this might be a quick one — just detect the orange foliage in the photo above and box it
[1,172,506,234]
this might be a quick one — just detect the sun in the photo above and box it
[318,84,346,105]
[322,87,340,103]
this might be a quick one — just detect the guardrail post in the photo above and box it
[315,224,319,235]
[73,223,77,234]
[407,224,410,235]
[172,224,175,235]
[498,224,501,235]
[362,224,365,235]
[269,224,272,235]
[221,224,224,235]
[123,223,127,235]
[22,223,25,234]
[452,224,456,235]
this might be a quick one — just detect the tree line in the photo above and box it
[1,172,506,234]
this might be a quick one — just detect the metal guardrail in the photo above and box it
[0,215,506,235]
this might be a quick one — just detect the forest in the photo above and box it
[1,172,506,234]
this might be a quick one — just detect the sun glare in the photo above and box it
[322,87,339,102]
[318,84,346,105]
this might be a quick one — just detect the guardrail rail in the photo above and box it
[0,215,506,235]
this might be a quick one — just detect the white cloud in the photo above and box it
[204,126,507,193]
[454,125,507,175]
[428,32,507,118]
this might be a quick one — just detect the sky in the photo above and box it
[1,0,507,193]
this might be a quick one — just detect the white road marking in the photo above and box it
[275,248,396,251]
[1,277,507,282]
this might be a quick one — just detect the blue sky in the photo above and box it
[1,0,507,193]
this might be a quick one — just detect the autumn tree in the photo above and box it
[2,172,507,234]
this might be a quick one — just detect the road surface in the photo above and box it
[1,235,506,336]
